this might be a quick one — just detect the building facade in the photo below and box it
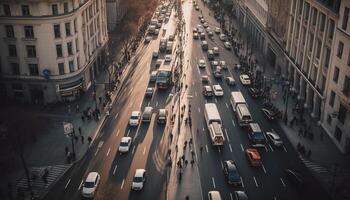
[323,0,350,153]
[0,0,109,104]
[106,0,127,31]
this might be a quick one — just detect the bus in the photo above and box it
[156,64,173,89]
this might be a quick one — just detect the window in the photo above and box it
[77,56,80,68]
[8,45,17,57]
[312,8,317,26]
[329,90,335,107]
[327,114,332,125]
[75,38,79,52]
[54,24,61,38]
[56,44,63,57]
[3,4,11,16]
[324,48,330,68]
[21,5,30,16]
[333,66,339,83]
[338,104,347,124]
[342,7,349,30]
[11,63,20,75]
[69,60,74,72]
[65,22,71,36]
[29,64,39,76]
[337,41,344,58]
[328,19,335,39]
[58,63,65,75]
[319,13,325,32]
[24,25,34,38]
[64,2,69,13]
[5,25,14,38]
[316,40,321,59]
[26,45,36,57]
[343,76,350,95]
[334,126,342,142]
[67,42,73,55]
[52,4,58,15]
[73,19,77,33]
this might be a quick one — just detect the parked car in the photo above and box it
[239,74,251,85]
[210,60,219,68]
[219,34,226,41]
[81,172,100,198]
[203,85,213,97]
[234,191,248,200]
[213,84,223,96]
[144,36,152,43]
[193,32,199,39]
[119,137,132,153]
[261,108,280,120]
[219,60,227,69]
[157,109,168,124]
[129,111,141,126]
[201,75,210,83]
[226,77,236,86]
[223,160,242,186]
[201,41,208,50]
[150,71,158,82]
[245,148,262,167]
[266,131,283,147]
[207,50,214,60]
[152,50,159,58]
[248,87,263,98]
[200,32,206,40]
[214,27,221,34]
[142,106,153,122]
[208,191,222,200]
[213,47,219,55]
[132,169,147,190]
[165,55,172,62]
[208,31,214,37]
[203,22,209,28]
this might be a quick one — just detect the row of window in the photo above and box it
[2,4,30,16]
[53,21,77,38]
[329,90,348,125]
[56,41,77,58]
[336,41,350,66]
[5,25,34,38]
[8,45,36,58]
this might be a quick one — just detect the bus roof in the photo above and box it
[158,64,172,72]
[205,103,221,122]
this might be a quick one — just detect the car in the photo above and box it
[234,191,248,200]
[284,169,305,189]
[132,169,147,190]
[223,160,242,186]
[201,75,210,83]
[206,27,211,32]
[214,27,221,34]
[150,71,158,82]
[145,87,154,97]
[226,77,236,86]
[165,55,172,62]
[81,172,100,198]
[168,34,175,41]
[248,87,263,98]
[144,36,152,43]
[261,108,280,120]
[198,59,206,68]
[193,32,199,39]
[207,50,214,60]
[198,15,203,19]
[219,34,226,41]
[213,67,223,79]
[154,28,160,35]
[239,74,251,85]
[157,109,168,124]
[234,63,242,70]
[266,131,283,147]
[224,42,232,50]
[245,148,262,167]
[142,106,153,122]
[197,24,203,30]
[203,85,213,97]
[213,85,223,96]
[200,18,205,23]
[195,5,199,10]
[129,111,141,126]
[193,28,197,33]
[152,50,159,58]
[155,59,163,68]
[210,60,219,67]
[213,47,219,55]
[208,191,222,200]
[203,22,209,28]
[219,61,227,69]
[119,137,132,153]
[201,41,208,50]
[208,31,214,36]
[200,32,206,40]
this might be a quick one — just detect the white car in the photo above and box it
[198,59,206,68]
[144,36,152,43]
[266,131,283,147]
[165,55,172,62]
[129,111,141,126]
[203,22,209,28]
[214,27,221,34]
[152,50,159,58]
[224,42,232,50]
[239,74,251,85]
[81,172,100,198]
[119,137,132,153]
[219,34,226,41]
[132,169,147,190]
[219,61,227,69]
[213,85,224,96]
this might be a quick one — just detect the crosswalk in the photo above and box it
[16,164,71,198]
[300,156,329,174]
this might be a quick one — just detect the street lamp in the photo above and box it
[283,81,293,123]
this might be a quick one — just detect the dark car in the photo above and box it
[248,87,263,98]
[284,169,305,189]
[261,108,281,120]
[145,87,154,97]
[223,160,242,186]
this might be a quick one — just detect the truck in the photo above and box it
[230,91,252,126]
[159,38,167,52]
[230,91,246,112]
[156,64,173,89]
[166,41,173,54]
[204,103,225,146]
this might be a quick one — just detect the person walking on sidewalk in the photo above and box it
[78,127,82,136]
[65,146,69,155]
[81,136,84,144]
[88,136,92,144]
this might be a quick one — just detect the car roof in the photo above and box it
[204,85,212,90]
[267,132,280,139]
[151,71,158,75]
[241,74,249,78]
[86,172,99,182]
[121,137,131,143]
[208,191,221,198]
[213,85,221,88]
[159,109,166,114]
[131,111,140,115]
[135,169,146,177]
[224,160,236,170]
[246,148,261,159]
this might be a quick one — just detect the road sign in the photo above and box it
[63,122,73,135]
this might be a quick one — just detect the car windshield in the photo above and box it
[133,176,143,183]
[131,115,139,119]
[120,141,129,147]
[84,181,95,188]
[254,132,265,140]
[229,169,240,180]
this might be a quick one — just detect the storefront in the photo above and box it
[57,78,84,102]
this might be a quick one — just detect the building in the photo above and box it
[0,0,109,104]
[106,0,127,32]
[323,0,350,153]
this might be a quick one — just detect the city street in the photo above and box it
[44,0,330,200]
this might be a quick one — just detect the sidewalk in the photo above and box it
[224,8,350,200]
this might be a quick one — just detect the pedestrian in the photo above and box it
[88,136,92,144]
[200,146,203,154]
[74,136,78,143]
[185,160,188,166]
[184,141,187,147]
[78,127,82,136]
[191,150,195,157]
[189,138,193,145]
[81,135,84,144]
[76,104,80,113]
[99,97,102,104]
[65,146,69,155]
[81,115,85,122]
[191,159,195,166]
[170,133,173,141]
[175,145,178,152]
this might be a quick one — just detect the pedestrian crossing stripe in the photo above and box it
[299,156,329,173]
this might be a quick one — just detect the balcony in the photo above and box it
[2,37,17,43]
[22,37,37,42]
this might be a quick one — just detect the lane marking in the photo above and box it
[225,103,229,108]
[240,177,245,188]
[121,179,125,189]
[114,112,119,119]
[205,144,209,153]
[269,144,274,152]
[198,107,201,113]
[143,146,146,155]
[195,91,197,97]
[106,148,111,156]
[229,144,233,152]
[127,129,131,137]
[230,193,234,200]
[113,165,118,175]
[253,176,259,187]
[240,144,244,152]
[116,129,120,137]
[220,161,224,169]
[65,179,71,189]
[156,101,159,106]
[202,127,205,132]
[218,147,221,153]
[280,177,286,187]
[224,129,230,142]
[211,177,216,188]
[231,119,235,127]
[283,145,288,152]
[262,164,267,174]
[78,179,84,190]
[214,98,218,103]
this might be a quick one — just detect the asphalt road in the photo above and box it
[44,0,331,200]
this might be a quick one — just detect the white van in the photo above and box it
[204,103,225,146]
[230,91,246,112]
[142,107,153,122]
[236,104,253,126]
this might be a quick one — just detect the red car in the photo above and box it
[245,148,262,167]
